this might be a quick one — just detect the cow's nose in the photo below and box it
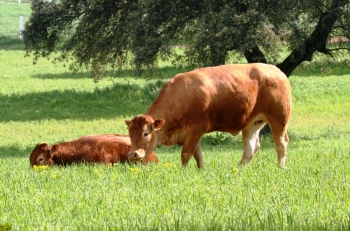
[128,151,141,160]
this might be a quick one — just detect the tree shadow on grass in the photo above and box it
[0,81,166,123]
[0,145,32,159]
[0,36,25,50]
[31,70,134,80]
[32,72,92,80]
[30,66,193,80]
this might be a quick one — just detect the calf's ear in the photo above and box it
[153,119,165,131]
[36,143,51,151]
[125,120,132,129]
[50,144,60,157]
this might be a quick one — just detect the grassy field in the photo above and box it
[1,49,350,230]
[1,3,350,230]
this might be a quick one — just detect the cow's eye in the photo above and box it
[143,132,148,137]
[38,157,44,163]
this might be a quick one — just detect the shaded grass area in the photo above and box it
[0,77,168,122]
[0,36,25,50]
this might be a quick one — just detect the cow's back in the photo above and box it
[147,63,291,134]
[202,63,291,132]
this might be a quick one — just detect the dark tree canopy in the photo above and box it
[23,0,350,81]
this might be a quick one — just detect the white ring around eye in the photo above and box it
[37,154,45,164]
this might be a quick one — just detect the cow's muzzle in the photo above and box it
[128,150,146,163]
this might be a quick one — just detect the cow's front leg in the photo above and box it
[192,143,203,168]
[181,132,203,168]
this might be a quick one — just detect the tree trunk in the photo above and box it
[277,0,347,77]
[244,45,268,63]
[210,44,227,66]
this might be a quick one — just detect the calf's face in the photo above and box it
[29,143,53,167]
[125,116,164,162]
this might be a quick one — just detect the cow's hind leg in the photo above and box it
[268,120,289,168]
[240,121,266,165]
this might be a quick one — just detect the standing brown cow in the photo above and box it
[29,134,158,167]
[125,63,291,168]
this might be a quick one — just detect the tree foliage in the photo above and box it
[23,0,350,81]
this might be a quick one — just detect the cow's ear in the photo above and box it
[125,120,132,129]
[153,119,165,131]
[37,143,51,151]
[50,144,59,157]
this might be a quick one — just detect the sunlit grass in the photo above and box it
[2,145,350,230]
[1,49,350,229]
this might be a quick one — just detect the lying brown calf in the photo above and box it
[29,134,158,167]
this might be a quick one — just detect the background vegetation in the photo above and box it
[1,2,350,231]
[23,0,350,80]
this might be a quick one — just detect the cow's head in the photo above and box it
[125,115,164,162]
[29,143,53,167]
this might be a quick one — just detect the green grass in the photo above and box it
[1,3,350,230]
[1,49,350,230]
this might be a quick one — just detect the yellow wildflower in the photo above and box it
[33,165,48,172]
[163,162,176,169]
[129,167,141,174]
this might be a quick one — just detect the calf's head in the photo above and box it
[29,143,61,167]
[125,115,164,162]
[29,143,53,167]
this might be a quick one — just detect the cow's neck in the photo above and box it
[146,108,185,146]
[146,106,166,121]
